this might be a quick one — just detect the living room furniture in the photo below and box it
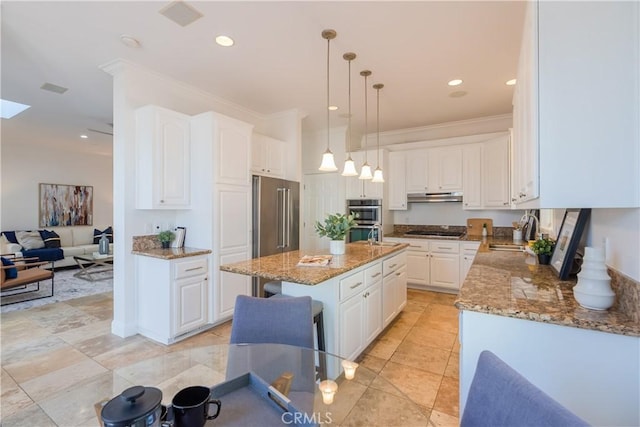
[1,255,55,305]
[461,350,588,426]
[73,253,114,282]
[1,226,113,268]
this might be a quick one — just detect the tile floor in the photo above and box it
[0,288,460,426]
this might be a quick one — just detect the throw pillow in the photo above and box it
[1,257,18,280]
[15,230,45,250]
[39,230,61,248]
[93,226,113,244]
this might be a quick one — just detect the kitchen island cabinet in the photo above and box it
[456,250,640,426]
[220,242,408,362]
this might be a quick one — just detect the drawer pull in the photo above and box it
[350,282,363,289]
[437,247,449,250]
[396,272,401,276]
[389,263,397,269]
[185,266,204,272]
[409,245,422,248]
[371,272,381,278]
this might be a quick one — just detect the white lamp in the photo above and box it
[371,83,385,183]
[318,29,338,172]
[359,70,373,180]
[341,52,358,177]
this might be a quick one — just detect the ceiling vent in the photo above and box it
[40,83,68,94]
[159,1,203,27]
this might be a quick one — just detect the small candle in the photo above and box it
[319,380,338,405]
[341,360,359,380]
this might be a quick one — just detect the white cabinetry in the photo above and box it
[135,105,191,209]
[388,151,407,210]
[482,135,510,208]
[382,251,407,328]
[462,144,482,209]
[406,146,462,194]
[185,112,253,324]
[386,238,461,293]
[252,133,284,178]
[513,0,639,208]
[339,263,383,362]
[346,150,385,199]
[137,254,209,344]
[459,242,480,282]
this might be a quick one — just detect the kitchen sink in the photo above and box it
[489,243,526,252]
[352,240,401,247]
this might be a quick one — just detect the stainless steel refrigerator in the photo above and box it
[252,175,300,296]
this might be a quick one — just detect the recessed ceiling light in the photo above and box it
[80,134,88,139]
[449,91,468,98]
[506,79,517,86]
[0,99,31,119]
[448,79,463,86]
[215,35,234,47]
[120,34,141,48]
[328,105,338,111]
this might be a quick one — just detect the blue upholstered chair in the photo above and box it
[461,350,589,427]
[230,294,314,349]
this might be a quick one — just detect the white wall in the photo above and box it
[1,143,113,230]
[588,208,640,281]
[393,203,524,227]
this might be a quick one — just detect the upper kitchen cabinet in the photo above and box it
[462,144,482,209]
[482,135,510,208]
[512,0,640,208]
[406,146,462,194]
[388,151,407,210]
[346,150,385,199]
[135,105,191,209]
[252,133,284,178]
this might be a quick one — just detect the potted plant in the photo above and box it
[157,230,175,249]
[531,237,555,265]
[315,212,358,255]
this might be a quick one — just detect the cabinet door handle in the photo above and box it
[371,272,381,278]
[396,272,401,276]
[350,281,363,289]
[186,266,203,271]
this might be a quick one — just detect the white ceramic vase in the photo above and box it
[329,239,345,255]
[573,246,615,310]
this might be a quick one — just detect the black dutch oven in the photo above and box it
[101,385,168,427]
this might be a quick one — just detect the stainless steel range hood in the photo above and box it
[407,192,463,203]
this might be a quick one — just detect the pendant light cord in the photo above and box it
[326,36,330,152]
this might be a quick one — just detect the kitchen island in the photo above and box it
[220,242,409,363]
[455,250,639,426]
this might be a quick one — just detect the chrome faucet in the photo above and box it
[368,223,382,246]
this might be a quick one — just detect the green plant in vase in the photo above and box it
[315,212,358,254]
[531,237,555,265]
[158,230,175,249]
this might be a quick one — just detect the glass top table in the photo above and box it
[93,343,429,426]
[73,253,113,281]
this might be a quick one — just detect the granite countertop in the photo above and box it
[132,247,212,260]
[455,250,640,337]
[219,242,409,286]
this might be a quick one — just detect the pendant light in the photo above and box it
[341,52,358,177]
[319,29,338,172]
[371,83,385,183]
[359,70,373,180]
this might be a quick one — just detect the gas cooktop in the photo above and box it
[403,230,465,239]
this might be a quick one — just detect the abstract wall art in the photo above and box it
[39,183,93,227]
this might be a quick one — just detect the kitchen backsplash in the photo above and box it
[609,268,639,323]
[392,224,513,238]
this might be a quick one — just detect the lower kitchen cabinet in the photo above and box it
[382,251,407,328]
[388,238,461,293]
[460,242,481,281]
[136,254,210,344]
[339,263,383,362]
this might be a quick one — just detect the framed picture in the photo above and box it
[550,208,591,280]
[39,183,93,227]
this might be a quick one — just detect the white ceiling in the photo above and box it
[1,1,526,156]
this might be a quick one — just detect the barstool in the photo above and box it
[264,281,282,298]
[267,285,327,380]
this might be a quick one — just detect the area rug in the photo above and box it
[1,268,112,313]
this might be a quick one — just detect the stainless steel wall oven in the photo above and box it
[346,199,382,243]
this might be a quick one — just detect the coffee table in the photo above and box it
[73,253,114,281]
